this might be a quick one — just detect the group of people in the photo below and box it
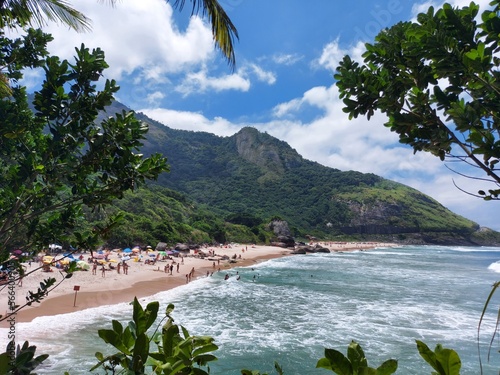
[92,260,129,277]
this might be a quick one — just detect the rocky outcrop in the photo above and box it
[267,220,295,248]
[338,200,419,234]
[294,244,330,253]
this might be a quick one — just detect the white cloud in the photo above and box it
[174,61,276,96]
[249,64,276,84]
[146,91,165,106]
[41,0,216,80]
[272,53,303,66]
[315,39,366,72]
[175,69,250,96]
[139,107,241,136]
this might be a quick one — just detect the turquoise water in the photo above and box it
[3,245,500,374]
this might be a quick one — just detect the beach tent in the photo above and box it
[76,261,89,270]
[49,244,62,252]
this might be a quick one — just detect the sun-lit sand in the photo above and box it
[0,242,394,326]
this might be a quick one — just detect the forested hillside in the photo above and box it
[124,109,500,246]
[77,100,500,247]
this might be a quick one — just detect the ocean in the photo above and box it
[2,245,500,374]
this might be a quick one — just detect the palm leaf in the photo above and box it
[171,0,239,69]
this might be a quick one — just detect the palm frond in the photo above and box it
[171,0,239,69]
[2,0,91,31]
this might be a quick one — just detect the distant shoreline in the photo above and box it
[0,242,395,326]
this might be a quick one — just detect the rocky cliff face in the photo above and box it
[339,200,419,234]
[233,127,302,175]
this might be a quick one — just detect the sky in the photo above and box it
[20,0,500,231]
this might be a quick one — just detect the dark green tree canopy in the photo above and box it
[335,1,500,200]
[0,28,169,256]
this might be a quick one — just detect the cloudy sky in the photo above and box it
[26,0,499,230]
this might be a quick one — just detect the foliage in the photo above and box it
[0,340,49,375]
[91,298,218,375]
[416,340,461,375]
[241,362,284,375]
[0,29,168,258]
[335,1,500,200]
[316,340,398,375]
[0,0,90,31]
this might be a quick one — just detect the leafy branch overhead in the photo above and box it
[335,1,500,200]
[0,30,168,256]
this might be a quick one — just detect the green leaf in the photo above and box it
[317,348,353,375]
[376,359,398,374]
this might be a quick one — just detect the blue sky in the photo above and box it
[23,0,500,230]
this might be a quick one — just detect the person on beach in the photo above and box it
[164,265,168,273]
[101,265,106,278]
[117,262,121,274]
[92,262,97,275]
[176,263,180,273]
[170,264,174,275]
[123,262,128,275]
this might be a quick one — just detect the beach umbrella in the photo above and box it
[123,248,132,253]
[11,249,23,256]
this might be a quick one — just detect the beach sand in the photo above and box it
[0,242,394,326]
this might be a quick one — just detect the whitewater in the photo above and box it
[2,245,500,374]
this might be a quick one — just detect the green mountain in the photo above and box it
[120,108,500,246]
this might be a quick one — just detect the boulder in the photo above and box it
[175,243,190,252]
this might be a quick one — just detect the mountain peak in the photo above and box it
[232,127,302,175]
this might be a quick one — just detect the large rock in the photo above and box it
[267,220,295,247]
[174,243,190,251]
[268,220,292,237]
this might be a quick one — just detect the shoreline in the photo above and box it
[1,242,394,325]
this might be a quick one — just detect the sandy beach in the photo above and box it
[0,242,394,326]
